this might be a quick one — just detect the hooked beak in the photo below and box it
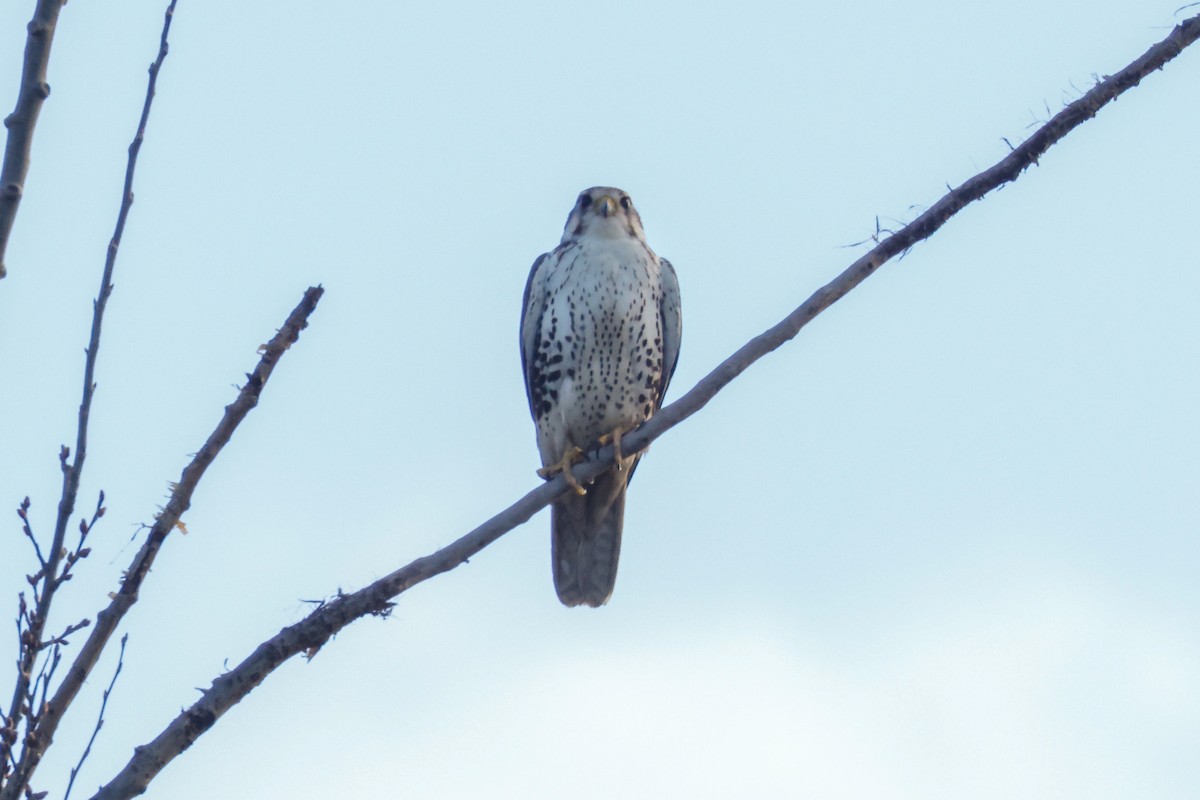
[595,195,618,218]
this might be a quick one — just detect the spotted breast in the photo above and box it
[520,187,681,607]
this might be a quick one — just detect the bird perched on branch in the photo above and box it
[520,187,682,607]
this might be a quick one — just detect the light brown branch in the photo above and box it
[0,0,66,280]
[88,14,1200,800]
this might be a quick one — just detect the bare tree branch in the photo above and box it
[11,283,323,800]
[0,0,67,280]
[62,636,126,800]
[15,498,45,571]
[87,13,1200,800]
[636,14,1200,455]
[0,4,176,797]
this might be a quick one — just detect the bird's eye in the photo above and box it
[620,196,632,210]
[579,195,592,208]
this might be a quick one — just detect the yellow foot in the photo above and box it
[597,425,630,469]
[538,446,587,495]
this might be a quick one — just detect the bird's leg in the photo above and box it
[597,425,629,470]
[537,445,587,495]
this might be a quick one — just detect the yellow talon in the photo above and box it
[538,446,587,495]
[597,426,628,469]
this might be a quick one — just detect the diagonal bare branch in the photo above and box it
[13,284,322,799]
[636,10,1200,453]
[87,13,1200,800]
[0,0,67,280]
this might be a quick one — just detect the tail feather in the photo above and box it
[552,469,629,607]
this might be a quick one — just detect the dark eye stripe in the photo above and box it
[580,195,593,208]
[620,196,632,210]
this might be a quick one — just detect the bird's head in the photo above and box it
[560,186,646,244]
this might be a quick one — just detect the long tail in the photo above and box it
[551,468,630,607]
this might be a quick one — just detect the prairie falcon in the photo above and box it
[520,187,682,607]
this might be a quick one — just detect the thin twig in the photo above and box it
[15,499,44,571]
[0,0,67,279]
[62,636,126,800]
[87,14,1200,800]
[0,4,177,798]
[74,491,105,555]
[30,647,59,726]
[37,621,89,652]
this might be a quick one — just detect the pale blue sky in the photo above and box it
[1,2,1198,798]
